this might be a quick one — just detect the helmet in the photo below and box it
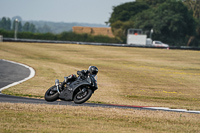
[88,66,98,76]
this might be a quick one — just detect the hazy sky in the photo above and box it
[0,0,135,24]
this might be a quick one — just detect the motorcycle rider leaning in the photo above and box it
[62,66,98,86]
[45,66,99,103]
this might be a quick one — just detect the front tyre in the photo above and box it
[74,88,93,104]
[44,85,59,102]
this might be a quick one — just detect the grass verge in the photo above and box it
[0,103,199,133]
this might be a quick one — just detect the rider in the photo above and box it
[77,66,98,79]
[64,66,98,84]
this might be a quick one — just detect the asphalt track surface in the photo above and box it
[0,60,30,88]
[0,59,199,114]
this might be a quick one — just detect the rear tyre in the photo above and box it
[74,88,93,104]
[44,85,59,102]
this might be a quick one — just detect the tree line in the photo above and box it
[1,0,200,46]
[108,0,200,46]
[0,17,37,33]
[0,17,56,33]
[0,17,119,43]
[0,29,120,44]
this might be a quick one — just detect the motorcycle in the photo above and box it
[44,71,98,104]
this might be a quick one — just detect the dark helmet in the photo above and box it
[88,66,98,75]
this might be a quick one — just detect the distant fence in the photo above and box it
[3,38,200,51]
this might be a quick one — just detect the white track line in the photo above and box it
[0,59,35,92]
[143,107,200,114]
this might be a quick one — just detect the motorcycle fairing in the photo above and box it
[59,78,91,101]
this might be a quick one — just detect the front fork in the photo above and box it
[55,79,60,94]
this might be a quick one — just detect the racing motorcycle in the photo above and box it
[44,66,98,104]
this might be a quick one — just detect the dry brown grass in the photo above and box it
[0,42,200,110]
[0,103,199,133]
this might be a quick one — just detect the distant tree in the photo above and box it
[133,0,196,45]
[0,17,11,30]
[154,1,195,39]
[108,1,149,43]
[37,24,52,33]
[18,22,22,32]
[136,0,166,6]
[0,17,7,29]
[5,18,11,30]
[183,0,200,19]
[23,22,30,32]
[131,8,154,31]
[183,0,200,45]
[197,18,200,37]
[109,0,196,46]
[22,22,36,32]
[29,23,36,33]
[108,1,149,24]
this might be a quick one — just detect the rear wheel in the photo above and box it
[44,85,59,102]
[74,87,93,104]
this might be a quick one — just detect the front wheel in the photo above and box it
[44,85,59,102]
[74,88,93,104]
